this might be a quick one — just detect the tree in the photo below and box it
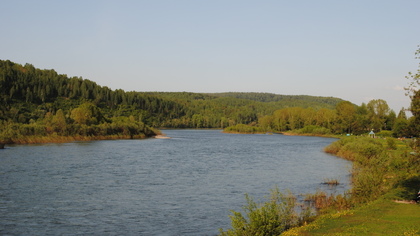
[367,99,390,131]
[335,101,357,134]
[70,102,102,125]
[52,109,67,134]
[405,45,420,136]
[397,108,407,119]
[393,118,408,138]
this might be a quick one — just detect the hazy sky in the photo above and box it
[2,1,419,112]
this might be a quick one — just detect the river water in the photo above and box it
[0,129,351,235]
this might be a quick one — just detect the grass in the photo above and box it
[283,193,420,235]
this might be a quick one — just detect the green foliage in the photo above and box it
[376,130,393,137]
[224,124,265,134]
[295,125,331,135]
[219,187,307,236]
[405,45,420,136]
[323,136,419,205]
[1,59,417,143]
[393,118,409,137]
[386,138,397,150]
[209,92,343,109]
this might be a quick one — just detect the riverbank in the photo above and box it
[220,131,419,235]
[0,133,155,146]
[282,136,420,235]
[283,187,420,235]
[281,131,340,138]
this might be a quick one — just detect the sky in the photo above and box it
[1,0,420,113]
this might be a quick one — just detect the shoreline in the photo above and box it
[1,134,153,146]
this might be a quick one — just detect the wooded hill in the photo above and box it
[0,60,344,132]
[2,59,417,145]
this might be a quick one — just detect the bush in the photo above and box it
[219,187,306,236]
[296,125,331,135]
[327,137,384,162]
[224,124,265,134]
[386,138,397,150]
[351,166,386,204]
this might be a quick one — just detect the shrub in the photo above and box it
[219,187,307,236]
[351,166,386,204]
[296,125,331,135]
[224,124,264,134]
[386,138,397,150]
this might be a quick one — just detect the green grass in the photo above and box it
[283,195,420,235]
[283,171,420,236]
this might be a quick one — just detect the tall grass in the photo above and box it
[303,191,351,212]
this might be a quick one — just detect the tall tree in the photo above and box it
[52,109,67,135]
[335,101,357,134]
[367,99,390,131]
[405,45,420,136]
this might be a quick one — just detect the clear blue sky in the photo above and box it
[2,0,419,112]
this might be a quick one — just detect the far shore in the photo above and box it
[223,130,340,138]
[0,134,153,146]
[1,129,342,147]
[154,134,171,139]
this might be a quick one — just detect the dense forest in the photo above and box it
[0,58,419,144]
[0,59,345,144]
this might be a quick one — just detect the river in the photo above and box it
[0,129,351,235]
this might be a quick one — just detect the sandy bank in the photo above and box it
[154,135,171,139]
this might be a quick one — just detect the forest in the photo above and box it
[0,59,419,145]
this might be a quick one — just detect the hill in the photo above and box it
[0,60,345,130]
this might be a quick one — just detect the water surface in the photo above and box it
[0,129,351,235]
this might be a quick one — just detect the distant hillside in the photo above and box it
[207,92,344,109]
[1,59,345,129]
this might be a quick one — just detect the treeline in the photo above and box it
[0,60,186,126]
[224,46,420,138]
[0,59,347,144]
[1,58,417,144]
[225,100,416,137]
[142,91,343,128]
[209,92,342,108]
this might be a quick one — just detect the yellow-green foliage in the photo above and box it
[219,187,309,236]
[224,124,265,134]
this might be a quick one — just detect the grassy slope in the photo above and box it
[282,187,420,236]
[291,199,419,235]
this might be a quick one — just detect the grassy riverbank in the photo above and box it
[0,121,161,146]
[1,133,155,145]
[282,136,420,235]
[220,135,420,235]
[283,189,420,235]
